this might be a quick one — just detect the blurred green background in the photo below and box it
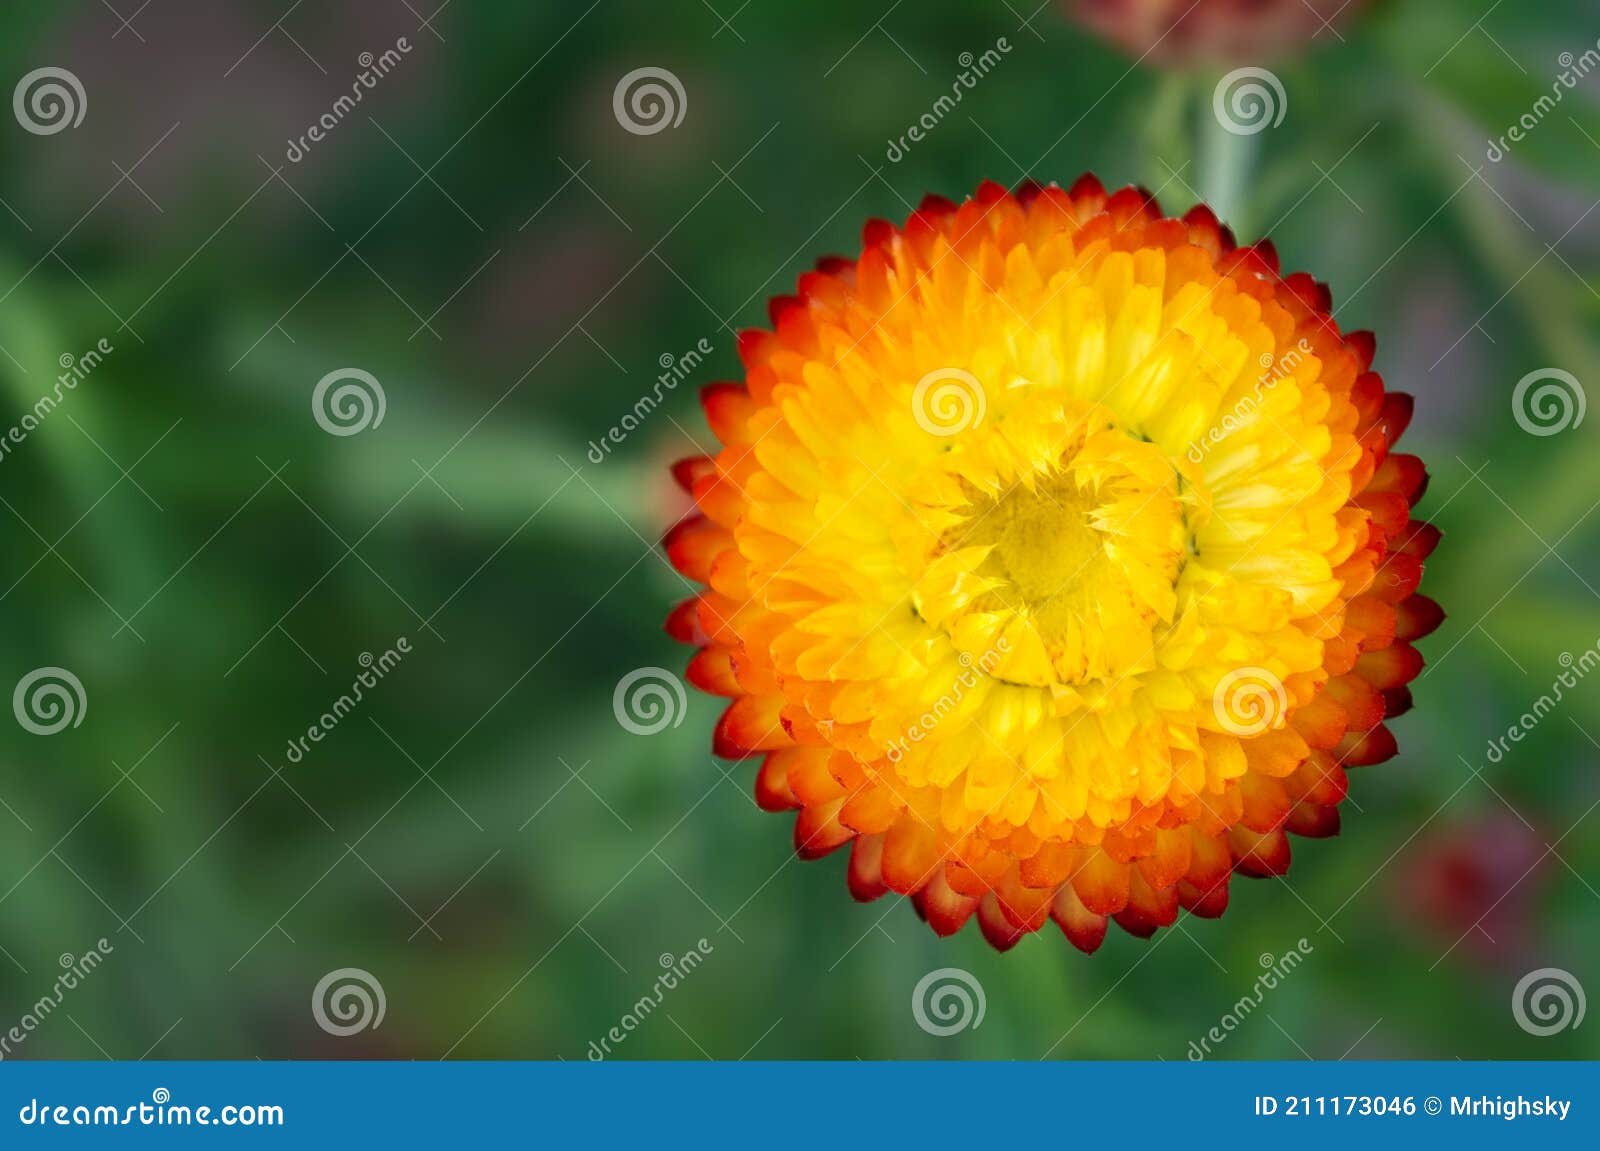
[0,0,1596,1060]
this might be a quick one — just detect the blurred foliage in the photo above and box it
[0,0,1596,1061]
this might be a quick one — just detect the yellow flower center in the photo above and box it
[961,472,1107,607]
[920,405,1188,693]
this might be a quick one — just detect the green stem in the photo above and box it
[1195,73,1261,235]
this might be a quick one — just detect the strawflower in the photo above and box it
[664,177,1439,951]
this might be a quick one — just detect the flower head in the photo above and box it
[1399,812,1547,963]
[1067,0,1372,63]
[664,177,1439,951]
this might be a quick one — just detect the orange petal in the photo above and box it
[880,818,940,895]
[1378,391,1414,446]
[754,752,800,812]
[1230,826,1292,877]
[1345,596,1397,651]
[1135,827,1192,892]
[714,695,793,758]
[839,783,902,835]
[1326,673,1384,732]
[1071,848,1130,916]
[701,383,757,447]
[662,515,732,585]
[692,473,744,528]
[1285,753,1348,807]
[1368,452,1427,502]
[995,869,1054,932]
[1394,595,1444,641]
[1244,727,1311,779]
[664,597,706,645]
[794,797,852,859]
[1020,841,1076,889]
[1051,883,1108,954]
[1291,693,1349,750]
[1372,552,1423,603]
[944,859,990,899]
[847,834,889,902]
[1239,774,1292,834]
[1397,522,1441,560]
[1354,491,1409,538]
[977,891,1029,952]
[1382,686,1413,717]
[1338,723,1398,767]
[685,646,740,696]
[1178,877,1230,918]
[1112,868,1179,938]
[1186,828,1233,891]
[920,867,980,937]
[784,747,846,805]
[1285,801,1341,839]
[670,455,716,493]
[1354,643,1424,689]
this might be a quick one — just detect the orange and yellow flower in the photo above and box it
[663,177,1440,951]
